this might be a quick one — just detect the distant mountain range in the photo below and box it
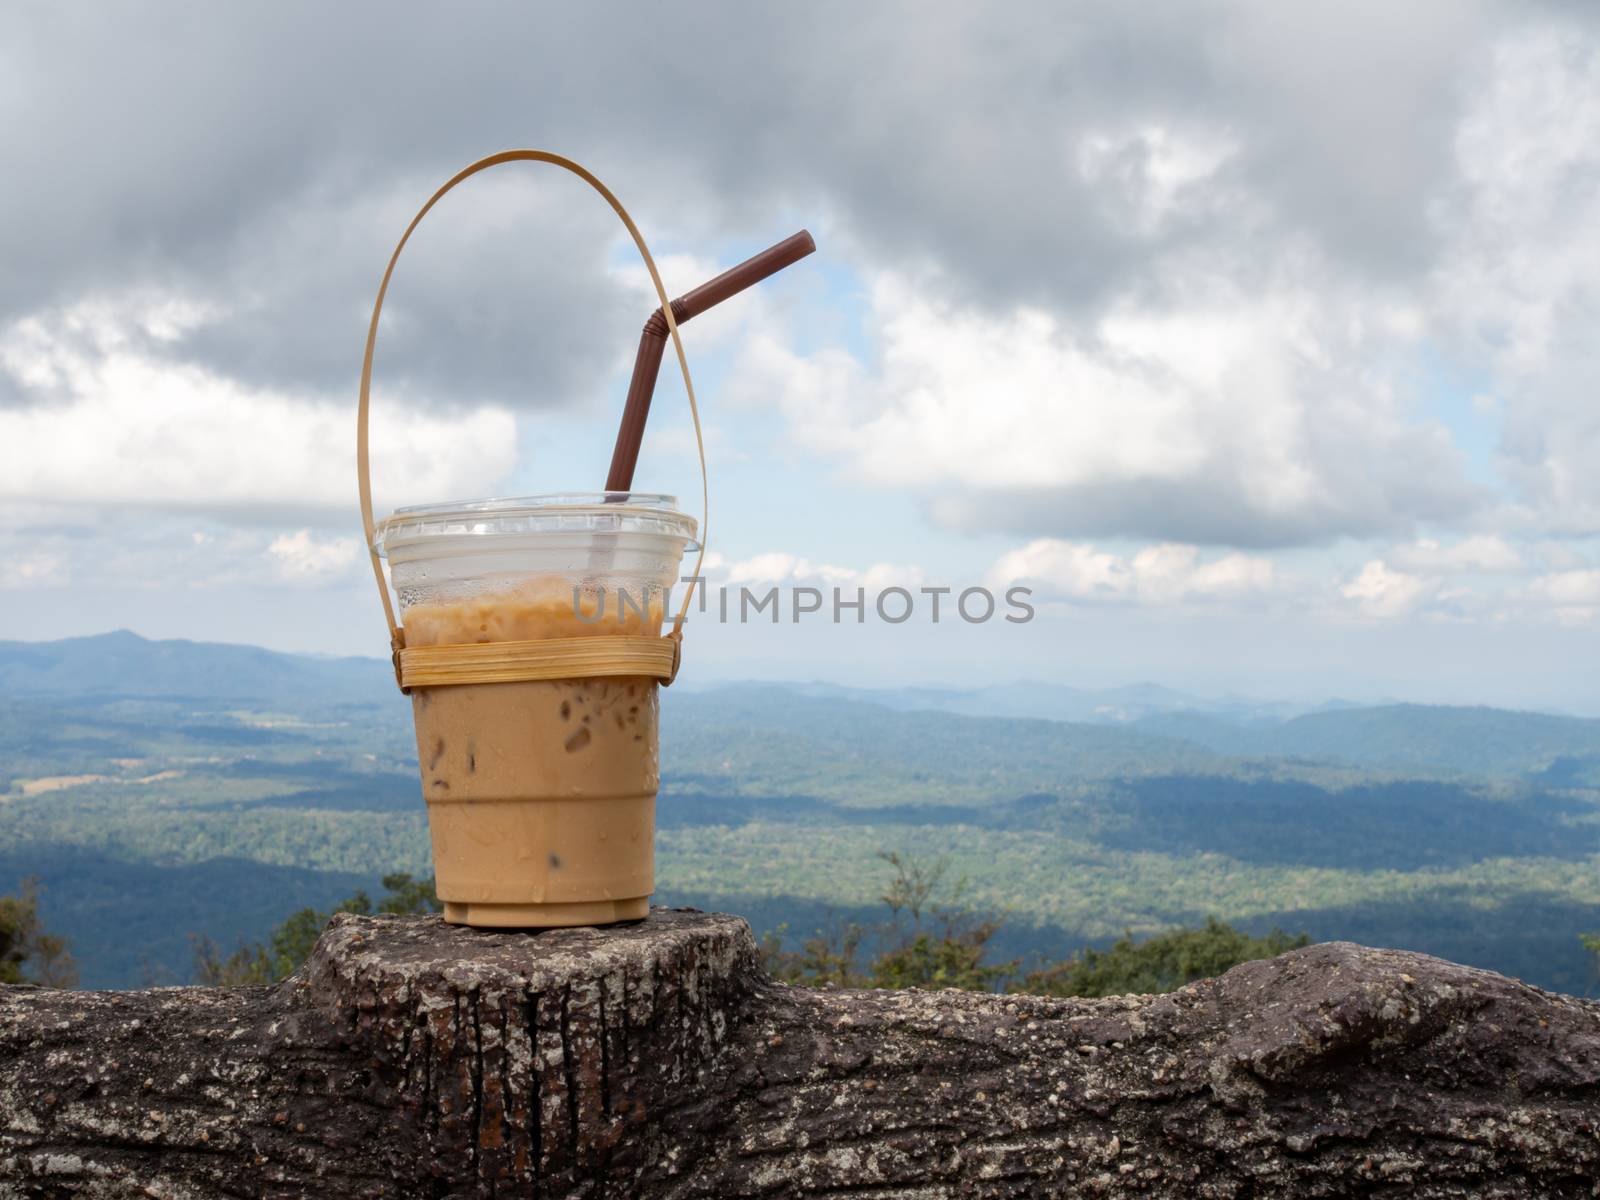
[1129,707,1600,779]
[748,678,1365,726]
[6,631,1600,991]
[5,632,1597,782]
[0,630,393,706]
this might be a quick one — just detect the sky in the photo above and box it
[2,1,1598,713]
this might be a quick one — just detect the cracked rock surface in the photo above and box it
[3,909,1599,1197]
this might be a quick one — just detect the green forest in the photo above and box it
[4,633,1600,994]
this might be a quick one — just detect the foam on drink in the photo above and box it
[402,582,665,646]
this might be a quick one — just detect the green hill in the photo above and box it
[665,685,1221,804]
[1135,704,1600,779]
[4,633,1600,993]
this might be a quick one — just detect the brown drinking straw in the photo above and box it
[606,230,816,492]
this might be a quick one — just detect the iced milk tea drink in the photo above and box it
[375,494,696,927]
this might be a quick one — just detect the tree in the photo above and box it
[189,935,274,987]
[758,852,1013,992]
[757,853,1308,999]
[1580,932,1600,993]
[869,851,1015,991]
[191,873,440,985]
[870,926,1011,991]
[1015,916,1310,998]
[0,877,78,988]
[759,919,867,987]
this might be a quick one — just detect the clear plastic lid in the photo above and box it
[373,492,699,558]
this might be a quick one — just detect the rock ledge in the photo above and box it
[3,909,1599,1197]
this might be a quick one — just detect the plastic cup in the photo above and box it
[374,493,697,927]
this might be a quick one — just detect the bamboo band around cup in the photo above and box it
[398,635,679,690]
[356,150,709,693]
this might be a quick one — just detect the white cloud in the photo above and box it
[1133,544,1277,604]
[1535,541,1588,571]
[858,562,928,594]
[0,551,70,589]
[2,2,1598,690]
[1434,25,1600,533]
[1076,123,1241,236]
[701,539,1587,630]
[268,530,361,583]
[965,538,1597,626]
[988,537,1276,606]
[0,297,517,515]
[1341,560,1429,619]
[1527,569,1600,606]
[987,540,1126,601]
[1523,569,1600,625]
[1389,535,1525,574]
[0,512,341,592]
[714,550,924,594]
[734,266,1479,547]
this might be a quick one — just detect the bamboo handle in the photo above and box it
[355,150,709,654]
